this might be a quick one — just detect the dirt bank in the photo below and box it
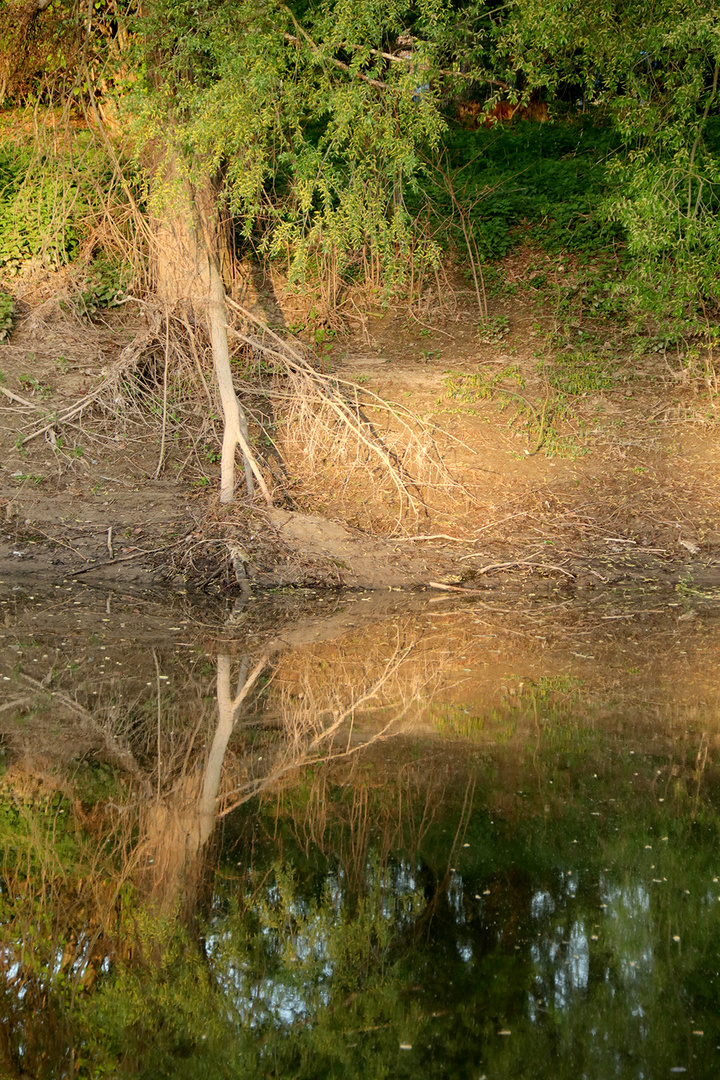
[1,265,719,598]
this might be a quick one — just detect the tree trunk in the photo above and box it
[205,250,256,502]
[149,161,270,504]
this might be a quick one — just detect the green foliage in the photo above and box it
[0,787,80,882]
[498,2,720,322]
[0,0,121,105]
[444,364,526,403]
[0,144,81,269]
[133,0,450,296]
[75,255,132,316]
[548,351,616,395]
[72,760,123,805]
[81,861,424,1078]
[433,118,622,264]
[443,361,600,459]
[5,0,720,330]
[0,135,134,276]
[0,290,13,339]
[3,734,720,1077]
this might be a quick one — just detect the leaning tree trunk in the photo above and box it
[138,651,269,912]
[204,246,271,504]
[150,159,270,504]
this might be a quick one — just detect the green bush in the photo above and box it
[0,291,13,340]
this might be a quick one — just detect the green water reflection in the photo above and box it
[0,582,719,1077]
[4,740,719,1079]
[203,752,720,1080]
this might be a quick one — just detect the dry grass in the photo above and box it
[12,294,472,531]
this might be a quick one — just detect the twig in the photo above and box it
[396,533,471,542]
[429,555,576,584]
[180,311,214,410]
[154,312,171,479]
[153,649,162,801]
[428,582,487,595]
[20,333,153,444]
[283,30,389,90]
[71,548,160,574]
[0,387,42,409]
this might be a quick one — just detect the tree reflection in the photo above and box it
[0,606,719,1077]
[0,617,443,1075]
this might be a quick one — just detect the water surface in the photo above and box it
[0,574,718,1078]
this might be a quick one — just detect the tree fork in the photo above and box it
[194,186,272,505]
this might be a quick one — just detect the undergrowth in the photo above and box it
[0,119,146,307]
[0,290,13,339]
[424,117,625,264]
[443,357,608,460]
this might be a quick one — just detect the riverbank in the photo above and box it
[1,261,719,597]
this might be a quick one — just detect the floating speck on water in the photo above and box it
[673,935,681,942]
[693,1031,704,1036]
[399,1043,412,1050]
[645,845,652,849]
[591,934,599,940]
[498,1030,511,1036]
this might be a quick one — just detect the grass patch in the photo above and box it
[430,117,625,265]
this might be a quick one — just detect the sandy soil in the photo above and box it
[1,260,719,596]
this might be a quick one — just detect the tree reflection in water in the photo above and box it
[0,600,719,1077]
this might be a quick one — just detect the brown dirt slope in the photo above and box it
[1,262,719,594]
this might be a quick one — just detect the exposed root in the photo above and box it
[14,299,471,530]
[226,298,473,529]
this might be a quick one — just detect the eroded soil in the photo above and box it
[1,257,719,597]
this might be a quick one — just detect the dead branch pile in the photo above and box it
[19,301,471,531]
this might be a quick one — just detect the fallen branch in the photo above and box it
[396,533,471,543]
[0,387,42,409]
[429,555,576,587]
[19,333,154,444]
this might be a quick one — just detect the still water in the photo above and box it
[0,574,719,1078]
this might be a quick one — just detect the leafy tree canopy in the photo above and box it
[2,0,720,319]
